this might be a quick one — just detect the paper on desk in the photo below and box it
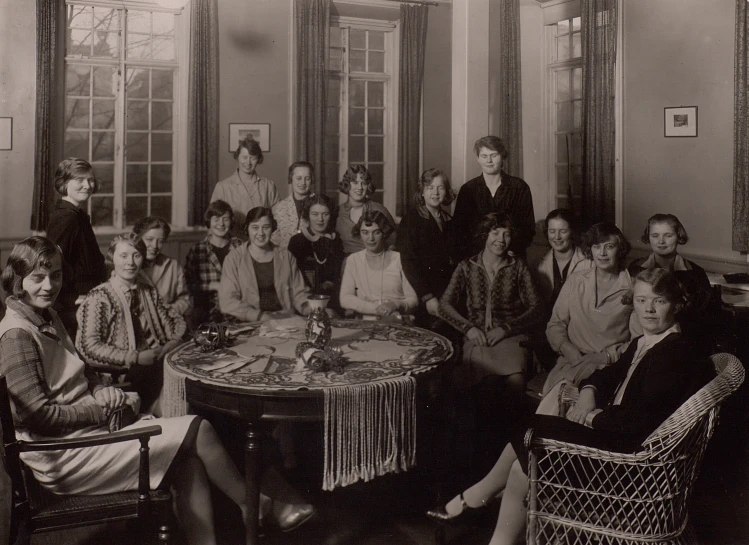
[722,292,749,307]
[257,316,307,338]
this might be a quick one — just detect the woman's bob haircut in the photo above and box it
[243,206,277,235]
[351,209,396,241]
[543,208,580,246]
[54,157,100,197]
[301,193,337,232]
[412,168,456,208]
[233,135,264,164]
[287,161,315,185]
[105,233,147,275]
[204,199,235,231]
[474,212,515,249]
[132,216,172,239]
[640,213,689,245]
[621,268,687,316]
[581,222,631,270]
[1,236,62,299]
[338,165,375,198]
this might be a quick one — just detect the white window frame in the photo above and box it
[63,0,189,234]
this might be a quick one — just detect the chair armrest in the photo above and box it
[16,425,162,452]
[525,428,651,463]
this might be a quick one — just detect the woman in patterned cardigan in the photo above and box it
[439,212,544,394]
[76,234,186,415]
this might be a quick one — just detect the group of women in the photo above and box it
[0,134,717,545]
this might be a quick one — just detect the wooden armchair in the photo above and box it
[0,376,173,545]
[526,353,745,545]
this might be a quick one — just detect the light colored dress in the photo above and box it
[211,170,279,229]
[532,247,593,304]
[140,253,192,317]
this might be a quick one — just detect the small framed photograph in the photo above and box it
[0,117,12,150]
[664,106,698,137]
[228,123,270,153]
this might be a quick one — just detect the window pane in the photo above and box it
[66,99,90,129]
[92,99,115,130]
[127,164,148,193]
[573,68,582,99]
[152,102,172,130]
[127,100,149,130]
[152,133,172,161]
[368,51,384,73]
[93,163,114,193]
[556,35,569,61]
[556,102,572,131]
[349,136,365,163]
[90,196,114,227]
[68,5,92,29]
[127,69,149,99]
[326,107,339,133]
[151,196,172,223]
[350,49,366,72]
[152,36,175,61]
[573,100,582,130]
[350,28,366,49]
[152,165,172,193]
[152,70,173,99]
[557,19,570,35]
[368,137,383,162]
[572,16,581,32]
[325,136,339,162]
[126,196,148,225]
[350,81,365,107]
[93,66,117,97]
[66,65,91,96]
[127,33,150,59]
[369,31,384,50]
[368,164,383,189]
[349,108,365,134]
[65,131,89,159]
[68,29,92,56]
[327,78,341,106]
[368,109,383,134]
[556,70,570,102]
[92,132,115,162]
[152,12,174,35]
[572,33,581,59]
[92,31,118,58]
[368,82,384,107]
[127,132,148,161]
[128,11,151,34]
[93,7,118,30]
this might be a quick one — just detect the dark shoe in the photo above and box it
[426,493,485,524]
[278,503,316,533]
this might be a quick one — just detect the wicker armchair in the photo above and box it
[0,376,173,545]
[526,352,745,545]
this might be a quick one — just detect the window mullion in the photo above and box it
[113,8,126,230]
[340,28,350,179]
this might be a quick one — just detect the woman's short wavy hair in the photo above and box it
[474,212,515,249]
[243,206,277,234]
[473,136,508,161]
[543,208,580,246]
[233,135,263,163]
[132,216,172,239]
[351,210,395,241]
[54,158,100,197]
[621,268,687,316]
[301,193,337,233]
[288,161,315,185]
[338,165,375,198]
[412,168,456,208]
[203,199,235,230]
[581,222,631,270]
[640,213,689,245]
[105,233,147,276]
[1,236,62,299]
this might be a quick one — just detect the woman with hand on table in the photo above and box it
[271,161,315,249]
[428,268,713,545]
[339,210,418,322]
[439,212,544,394]
[543,222,637,395]
[0,236,314,544]
[76,234,186,416]
[219,207,311,323]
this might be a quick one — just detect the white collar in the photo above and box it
[640,322,681,348]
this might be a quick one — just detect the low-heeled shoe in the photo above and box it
[279,504,316,533]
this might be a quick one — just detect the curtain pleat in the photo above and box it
[31,0,63,231]
[580,0,617,227]
[733,0,749,251]
[295,0,330,195]
[188,0,219,225]
[396,5,428,217]
[497,0,523,178]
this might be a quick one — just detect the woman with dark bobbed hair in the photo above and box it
[439,212,544,394]
[428,268,712,545]
[335,165,396,255]
[543,222,637,394]
[46,158,108,338]
[396,168,457,328]
[211,135,279,231]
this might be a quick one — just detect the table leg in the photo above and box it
[245,423,261,545]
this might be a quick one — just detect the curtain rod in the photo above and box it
[382,0,452,7]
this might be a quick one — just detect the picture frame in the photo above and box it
[0,117,12,150]
[228,123,270,153]
[664,106,698,138]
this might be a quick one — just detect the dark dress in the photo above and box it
[46,200,108,337]
[288,233,344,311]
[451,172,536,259]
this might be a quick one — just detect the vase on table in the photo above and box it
[306,294,332,348]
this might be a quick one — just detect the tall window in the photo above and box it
[547,16,582,210]
[325,18,397,208]
[64,2,180,230]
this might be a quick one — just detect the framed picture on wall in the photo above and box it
[229,123,271,153]
[0,117,12,150]
[664,106,698,137]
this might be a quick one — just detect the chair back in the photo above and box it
[0,375,30,543]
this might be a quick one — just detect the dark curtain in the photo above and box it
[295,0,330,194]
[497,0,523,178]
[31,0,64,231]
[188,0,220,225]
[734,0,749,251]
[580,0,617,227]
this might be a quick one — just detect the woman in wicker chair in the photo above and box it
[427,268,713,545]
